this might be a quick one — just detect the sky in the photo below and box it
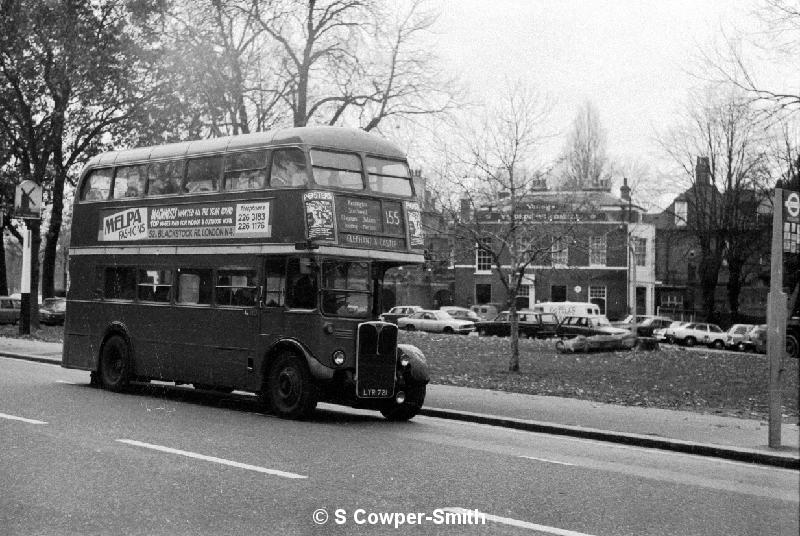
[415,0,795,209]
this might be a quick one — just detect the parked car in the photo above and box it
[469,303,501,320]
[0,296,21,324]
[556,333,637,353]
[671,322,726,348]
[611,314,658,330]
[475,311,559,339]
[653,321,689,343]
[632,316,674,337]
[439,306,480,322]
[557,315,629,338]
[379,305,422,324]
[788,317,799,359]
[397,310,475,334]
[740,324,767,353]
[724,323,755,351]
[39,297,67,325]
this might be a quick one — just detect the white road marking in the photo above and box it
[116,439,307,479]
[0,412,47,425]
[442,508,597,536]
[519,455,575,466]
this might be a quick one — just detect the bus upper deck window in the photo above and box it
[366,157,413,197]
[270,148,308,187]
[224,150,268,191]
[147,160,184,196]
[112,165,146,199]
[185,156,222,193]
[80,168,113,201]
[310,150,363,190]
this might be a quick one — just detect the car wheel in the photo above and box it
[787,334,799,360]
[737,342,746,352]
[380,384,426,421]
[443,327,454,334]
[266,351,318,419]
[684,336,696,347]
[666,335,674,344]
[99,335,132,392]
[713,340,724,349]
[478,328,487,336]
[405,324,416,331]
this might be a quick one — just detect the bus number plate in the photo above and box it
[360,388,390,397]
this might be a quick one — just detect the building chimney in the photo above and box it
[620,177,631,202]
[460,198,472,222]
[695,157,711,185]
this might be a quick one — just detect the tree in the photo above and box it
[0,0,156,310]
[658,89,772,321]
[705,0,800,115]
[245,0,458,130]
[440,82,562,372]
[555,101,612,190]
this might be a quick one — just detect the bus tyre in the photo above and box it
[266,352,318,419]
[380,384,426,421]
[99,335,131,392]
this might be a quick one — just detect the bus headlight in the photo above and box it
[332,350,346,366]
[400,356,410,367]
[395,391,406,404]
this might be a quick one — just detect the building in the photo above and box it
[648,157,773,323]
[452,181,655,320]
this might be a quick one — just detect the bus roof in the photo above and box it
[85,126,407,169]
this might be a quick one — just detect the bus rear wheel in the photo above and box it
[99,335,131,392]
[266,352,318,419]
[380,384,426,421]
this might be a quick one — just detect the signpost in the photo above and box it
[14,180,42,335]
[767,188,800,448]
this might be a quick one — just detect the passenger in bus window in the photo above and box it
[271,148,308,186]
[289,273,316,308]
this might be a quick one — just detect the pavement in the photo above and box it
[2,336,798,469]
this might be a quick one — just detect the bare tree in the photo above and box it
[439,82,560,372]
[704,0,799,115]
[245,0,458,130]
[555,101,613,190]
[658,89,772,321]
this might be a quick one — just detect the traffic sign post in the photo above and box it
[767,188,799,448]
[14,180,43,335]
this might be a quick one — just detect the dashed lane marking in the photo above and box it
[519,455,575,466]
[116,439,307,479]
[0,412,48,425]
[442,508,597,535]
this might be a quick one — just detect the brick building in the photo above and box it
[452,182,655,320]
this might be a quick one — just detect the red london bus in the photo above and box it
[62,126,429,420]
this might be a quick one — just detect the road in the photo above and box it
[1,357,798,536]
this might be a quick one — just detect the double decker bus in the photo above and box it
[62,126,429,420]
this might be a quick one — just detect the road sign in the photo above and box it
[14,180,42,219]
[783,190,799,254]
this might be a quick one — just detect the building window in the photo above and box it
[475,284,491,304]
[551,237,568,266]
[589,286,607,314]
[589,235,607,266]
[632,237,647,266]
[687,262,697,283]
[661,294,683,308]
[551,285,567,302]
[674,201,687,226]
[476,238,492,272]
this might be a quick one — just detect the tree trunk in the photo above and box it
[41,171,65,299]
[508,300,520,372]
[0,227,7,296]
[726,258,744,321]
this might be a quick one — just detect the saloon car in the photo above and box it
[397,310,475,334]
[379,305,423,324]
[39,297,67,325]
[724,323,755,350]
[671,322,726,348]
[0,296,21,324]
[475,311,558,339]
[653,321,689,343]
[557,315,629,338]
[439,306,480,322]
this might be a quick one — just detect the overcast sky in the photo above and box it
[419,0,793,207]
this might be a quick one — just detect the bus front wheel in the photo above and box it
[99,335,131,392]
[380,384,426,421]
[266,352,318,419]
